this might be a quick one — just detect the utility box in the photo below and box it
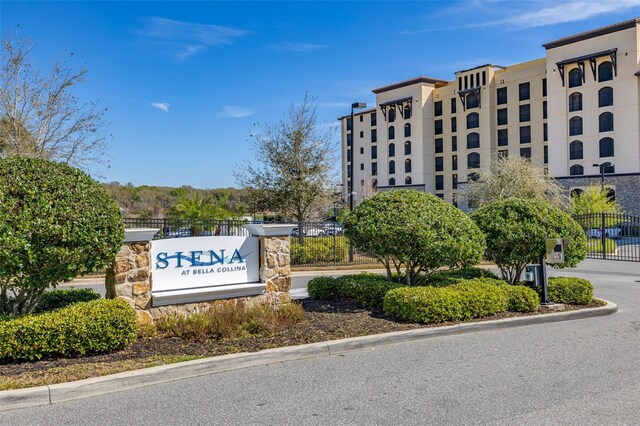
[545,238,569,265]
[524,264,542,286]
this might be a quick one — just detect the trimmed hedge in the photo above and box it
[307,273,403,309]
[452,279,509,317]
[498,284,540,313]
[291,237,348,265]
[34,288,101,313]
[548,277,593,305]
[0,299,138,361]
[427,267,499,287]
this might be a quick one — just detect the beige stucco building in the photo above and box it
[340,18,640,213]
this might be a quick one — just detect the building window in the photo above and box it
[569,117,583,136]
[599,112,613,132]
[435,175,444,191]
[389,160,395,175]
[543,123,548,141]
[498,149,508,158]
[544,145,548,164]
[497,108,508,126]
[569,141,583,160]
[599,87,613,107]
[466,92,479,109]
[568,68,582,88]
[371,112,377,126]
[405,159,412,173]
[435,119,443,135]
[569,164,584,176]
[519,82,530,101]
[359,131,364,138]
[405,176,412,185]
[404,104,412,119]
[359,115,363,122]
[371,145,377,159]
[569,93,582,112]
[570,188,584,198]
[347,149,351,162]
[434,101,443,116]
[436,193,444,199]
[372,162,377,176]
[389,107,396,122]
[388,143,395,157]
[371,129,377,143]
[389,177,396,186]
[519,126,531,144]
[347,133,352,146]
[452,155,458,171]
[359,147,364,155]
[467,152,480,169]
[451,97,457,114]
[389,126,395,139]
[606,188,616,201]
[467,132,480,149]
[346,118,352,131]
[451,117,457,133]
[543,101,547,119]
[519,104,530,122]
[468,172,480,182]
[599,137,614,157]
[434,138,443,153]
[435,157,443,172]
[498,129,508,146]
[497,87,507,105]
[404,123,411,137]
[542,78,547,97]
[598,61,613,82]
[360,163,364,170]
[452,136,458,152]
[466,112,479,129]
[482,71,487,86]
[520,147,531,159]
[372,179,377,189]
[452,174,458,190]
[405,140,411,155]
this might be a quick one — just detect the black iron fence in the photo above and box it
[573,213,640,262]
[123,218,379,267]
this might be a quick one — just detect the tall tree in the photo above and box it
[235,94,337,230]
[0,33,109,170]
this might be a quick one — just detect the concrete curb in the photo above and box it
[0,300,617,412]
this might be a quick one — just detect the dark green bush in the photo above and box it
[427,267,499,287]
[548,277,593,305]
[308,273,403,309]
[291,237,348,264]
[307,276,340,300]
[498,284,540,312]
[452,279,509,317]
[0,299,138,361]
[34,288,101,313]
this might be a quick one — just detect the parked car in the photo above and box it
[325,224,344,236]
[587,227,621,239]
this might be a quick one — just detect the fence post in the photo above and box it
[601,212,607,260]
[333,221,337,268]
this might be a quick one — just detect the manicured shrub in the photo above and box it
[548,277,593,305]
[0,157,124,316]
[383,286,466,324]
[307,276,340,300]
[308,274,403,309]
[344,190,486,285]
[291,237,348,264]
[452,279,509,317]
[0,299,137,361]
[499,284,540,312]
[34,288,101,313]
[427,267,499,287]
[471,199,588,285]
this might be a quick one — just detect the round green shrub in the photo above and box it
[471,199,588,285]
[452,279,509,317]
[307,276,340,300]
[344,190,486,285]
[548,277,593,305]
[383,286,466,323]
[34,288,101,313]
[0,299,138,361]
[0,157,124,316]
[334,274,404,309]
[500,285,540,312]
[427,267,499,287]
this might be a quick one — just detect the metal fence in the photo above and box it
[573,213,640,262]
[123,218,379,267]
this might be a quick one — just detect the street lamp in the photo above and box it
[592,162,613,191]
[349,102,367,262]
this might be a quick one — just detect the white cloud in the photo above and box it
[138,17,249,59]
[270,42,327,52]
[151,102,170,112]
[218,105,255,118]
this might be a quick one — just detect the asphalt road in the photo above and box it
[4,263,640,425]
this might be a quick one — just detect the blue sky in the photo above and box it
[3,0,640,189]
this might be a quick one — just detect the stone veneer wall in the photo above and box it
[106,236,292,324]
[557,174,640,215]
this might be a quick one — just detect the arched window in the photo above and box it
[405,176,412,185]
[570,164,584,176]
[569,92,582,112]
[388,107,396,122]
[389,160,395,175]
[599,112,613,132]
[405,159,412,173]
[388,143,395,157]
[389,177,396,186]
[388,126,395,140]
[569,140,583,160]
[404,123,411,137]
[404,104,411,119]
[568,68,582,88]
[598,61,613,82]
[606,188,616,202]
[466,112,479,129]
[599,87,613,107]
[599,137,614,157]
[569,117,582,136]
[404,141,411,155]
[467,132,480,149]
[466,92,479,109]
[570,188,584,198]
[467,152,480,169]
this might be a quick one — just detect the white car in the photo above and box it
[587,227,621,239]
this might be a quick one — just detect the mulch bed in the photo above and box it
[0,299,605,384]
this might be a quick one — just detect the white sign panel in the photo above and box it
[150,236,260,294]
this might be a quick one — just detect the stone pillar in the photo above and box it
[260,236,292,303]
